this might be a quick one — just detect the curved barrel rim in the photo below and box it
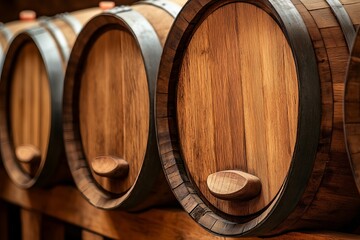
[0,26,65,188]
[155,0,321,236]
[62,7,164,210]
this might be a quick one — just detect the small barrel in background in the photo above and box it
[63,0,185,210]
[0,2,115,188]
[345,28,360,193]
[0,10,37,72]
[156,0,360,237]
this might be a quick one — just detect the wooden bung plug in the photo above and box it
[99,1,115,10]
[15,145,41,177]
[207,170,261,201]
[19,10,36,21]
[16,145,41,164]
[91,156,129,179]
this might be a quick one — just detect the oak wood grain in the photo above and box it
[10,42,50,176]
[79,29,148,194]
[156,0,360,236]
[177,2,297,216]
[64,0,186,209]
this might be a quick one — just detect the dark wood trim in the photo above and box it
[326,0,356,50]
[344,27,360,193]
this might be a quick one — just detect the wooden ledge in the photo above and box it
[0,169,359,239]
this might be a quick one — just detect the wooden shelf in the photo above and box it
[0,169,359,240]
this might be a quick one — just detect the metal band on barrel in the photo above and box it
[39,17,70,60]
[57,13,82,35]
[64,6,163,209]
[105,5,132,14]
[326,0,356,50]
[0,23,13,42]
[109,7,163,209]
[0,26,64,188]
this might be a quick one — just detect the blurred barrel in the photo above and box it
[0,10,37,71]
[345,27,360,193]
[0,3,114,188]
[63,0,185,210]
[156,0,360,236]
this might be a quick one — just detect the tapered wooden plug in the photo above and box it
[19,10,36,21]
[99,1,115,10]
[91,156,129,179]
[207,170,261,201]
[16,145,41,164]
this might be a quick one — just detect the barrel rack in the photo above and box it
[0,169,359,240]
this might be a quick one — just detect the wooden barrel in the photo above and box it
[62,0,185,210]
[0,11,37,71]
[345,28,360,192]
[0,3,114,188]
[156,0,360,236]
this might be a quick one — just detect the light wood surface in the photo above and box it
[177,2,297,216]
[0,18,37,56]
[10,42,50,176]
[156,0,360,236]
[207,170,261,200]
[132,3,175,45]
[79,29,148,194]
[0,170,359,240]
[70,7,103,26]
[177,3,298,216]
[51,8,102,61]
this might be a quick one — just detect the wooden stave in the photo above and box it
[62,2,183,210]
[155,0,360,237]
[0,9,101,188]
[344,28,360,194]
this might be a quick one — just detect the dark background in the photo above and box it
[0,0,136,22]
